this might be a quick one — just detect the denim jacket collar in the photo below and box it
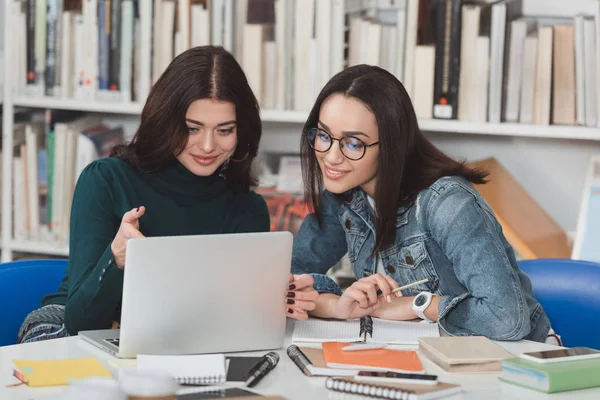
[345,188,411,229]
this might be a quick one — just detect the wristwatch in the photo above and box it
[413,291,433,322]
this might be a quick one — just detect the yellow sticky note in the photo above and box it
[13,358,112,387]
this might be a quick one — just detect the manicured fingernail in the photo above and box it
[386,295,392,303]
[287,308,293,314]
[287,292,295,298]
[287,299,295,305]
[288,284,296,290]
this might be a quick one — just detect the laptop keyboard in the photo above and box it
[104,338,120,347]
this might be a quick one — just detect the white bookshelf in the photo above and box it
[7,97,600,141]
[1,0,600,262]
[10,241,69,257]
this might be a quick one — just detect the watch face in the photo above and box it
[415,294,427,307]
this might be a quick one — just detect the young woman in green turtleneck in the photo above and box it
[18,46,318,343]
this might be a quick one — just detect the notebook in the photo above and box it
[292,316,440,345]
[325,377,461,400]
[500,356,600,393]
[286,345,358,377]
[137,354,227,385]
[322,341,425,373]
[12,358,112,387]
[418,336,514,374]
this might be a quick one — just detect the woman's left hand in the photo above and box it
[285,274,318,320]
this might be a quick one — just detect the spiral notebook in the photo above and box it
[137,354,227,384]
[293,316,440,345]
[325,377,461,400]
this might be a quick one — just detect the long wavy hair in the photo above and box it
[111,46,262,190]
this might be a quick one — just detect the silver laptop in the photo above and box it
[79,231,292,358]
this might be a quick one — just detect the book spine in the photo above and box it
[432,0,462,120]
[26,0,36,84]
[110,0,122,91]
[45,0,59,96]
[98,0,109,91]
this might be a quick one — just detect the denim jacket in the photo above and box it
[291,176,550,342]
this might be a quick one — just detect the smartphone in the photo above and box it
[355,371,438,385]
[520,347,600,364]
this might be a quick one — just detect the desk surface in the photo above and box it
[1,320,599,400]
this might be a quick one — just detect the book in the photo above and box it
[325,377,461,400]
[177,386,283,399]
[286,345,358,377]
[500,356,600,393]
[418,336,514,374]
[12,358,112,387]
[137,354,227,385]
[292,316,440,345]
[322,342,425,374]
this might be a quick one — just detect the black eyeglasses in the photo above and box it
[306,128,379,161]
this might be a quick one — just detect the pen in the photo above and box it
[245,352,279,388]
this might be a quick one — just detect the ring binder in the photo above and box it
[359,316,374,342]
[325,377,414,399]
[324,377,462,399]
[177,373,226,385]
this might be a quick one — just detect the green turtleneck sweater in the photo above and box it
[41,157,270,335]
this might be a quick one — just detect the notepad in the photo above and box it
[292,317,440,345]
[322,342,425,373]
[12,358,112,387]
[137,354,227,385]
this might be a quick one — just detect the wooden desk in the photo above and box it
[1,320,599,400]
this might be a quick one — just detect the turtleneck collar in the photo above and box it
[145,157,229,202]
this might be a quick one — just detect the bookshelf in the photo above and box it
[1,0,600,262]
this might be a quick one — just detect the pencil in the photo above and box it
[376,278,430,298]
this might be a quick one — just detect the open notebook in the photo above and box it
[292,317,440,345]
[137,354,227,385]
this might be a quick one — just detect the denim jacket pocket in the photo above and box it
[396,241,427,270]
[388,241,439,295]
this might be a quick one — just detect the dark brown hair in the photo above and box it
[301,65,488,255]
[111,46,261,190]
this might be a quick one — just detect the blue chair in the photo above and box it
[518,258,600,350]
[0,259,68,346]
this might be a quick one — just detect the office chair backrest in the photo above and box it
[0,259,67,346]
[519,258,600,350]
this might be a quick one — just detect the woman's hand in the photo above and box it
[333,274,399,320]
[111,207,146,269]
[285,274,318,320]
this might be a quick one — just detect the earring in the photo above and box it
[230,144,251,162]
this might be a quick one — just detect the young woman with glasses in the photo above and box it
[291,65,553,342]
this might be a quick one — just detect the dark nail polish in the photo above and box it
[287,308,293,314]
[287,299,295,305]
[136,207,139,212]
[287,292,295,298]
[288,284,296,291]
